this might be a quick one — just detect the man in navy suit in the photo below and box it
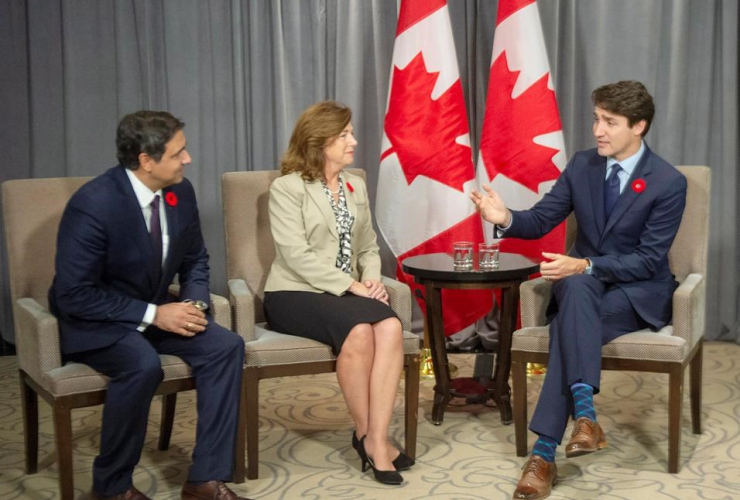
[471,81,687,500]
[49,111,252,500]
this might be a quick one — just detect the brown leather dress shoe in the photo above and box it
[181,480,254,500]
[92,486,152,500]
[513,455,557,500]
[565,417,607,458]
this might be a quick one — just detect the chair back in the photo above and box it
[562,166,710,281]
[2,177,91,376]
[670,166,710,281]
[222,168,366,323]
[2,177,92,310]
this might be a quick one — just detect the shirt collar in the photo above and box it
[606,140,645,178]
[125,168,163,208]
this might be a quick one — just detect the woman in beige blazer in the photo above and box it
[264,101,412,485]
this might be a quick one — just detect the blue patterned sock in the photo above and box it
[532,434,558,463]
[571,382,596,421]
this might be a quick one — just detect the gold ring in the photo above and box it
[187,323,193,329]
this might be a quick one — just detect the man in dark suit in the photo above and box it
[49,111,252,500]
[471,81,687,500]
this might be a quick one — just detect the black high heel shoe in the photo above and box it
[353,431,415,472]
[358,436,403,485]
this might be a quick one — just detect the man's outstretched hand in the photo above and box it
[470,185,511,226]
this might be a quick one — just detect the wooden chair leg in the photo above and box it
[53,398,75,500]
[244,367,260,480]
[690,340,703,435]
[511,352,529,457]
[404,354,420,459]
[158,393,177,451]
[19,371,39,474]
[667,364,684,473]
[233,369,248,484]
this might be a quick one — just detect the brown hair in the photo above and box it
[591,80,655,137]
[116,110,185,169]
[280,101,352,181]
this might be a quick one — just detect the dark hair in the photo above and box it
[116,111,185,169]
[281,101,352,181]
[591,80,655,136]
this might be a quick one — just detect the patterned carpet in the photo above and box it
[1,341,739,500]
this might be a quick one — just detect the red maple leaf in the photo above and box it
[382,52,474,192]
[480,51,562,193]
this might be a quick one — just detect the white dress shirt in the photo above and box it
[125,168,170,331]
[605,140,645,193]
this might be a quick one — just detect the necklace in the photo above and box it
[323,176,341,195]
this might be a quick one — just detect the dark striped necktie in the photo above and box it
[150,195,163,267]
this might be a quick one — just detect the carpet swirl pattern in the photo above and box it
[1,342,739,500]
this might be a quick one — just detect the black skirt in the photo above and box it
[263,291,398,355]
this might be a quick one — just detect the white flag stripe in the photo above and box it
[377,153,477,256]
[533,131,567,172]
[389,6,461,102]
[491,3,554,98]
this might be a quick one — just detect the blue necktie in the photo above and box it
[604,164,622,217]
[150,195,163,268]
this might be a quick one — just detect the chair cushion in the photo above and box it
[42,354,193,396]
[512,325,688,362]
[246,322,420,366]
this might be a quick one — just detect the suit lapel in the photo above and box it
[342,174,358,236]
[160,188,179,289]
[112,166,162,292]
[601,146,654,240]
[306,179,339,238]
[588,155,608,236]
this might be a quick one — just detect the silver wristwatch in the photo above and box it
[183,299,208,311]
[583,259,593,275]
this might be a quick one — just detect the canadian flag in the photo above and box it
[477,0,567,260]
[376,0,492,335]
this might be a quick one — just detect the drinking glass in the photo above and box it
[452,241,474,270]
[479,242,500,270]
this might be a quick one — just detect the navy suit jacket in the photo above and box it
[49,165,211,354]
[505,145,687,330]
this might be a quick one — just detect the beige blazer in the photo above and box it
[264,170,382,296]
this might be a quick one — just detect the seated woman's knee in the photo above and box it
[343,323,374,355]
[374,317,403,347]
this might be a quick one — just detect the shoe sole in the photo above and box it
[513,476,558,500]
[565,441,607,458]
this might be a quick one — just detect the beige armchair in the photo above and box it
[2,177,242,500]
[511,166,709,473]
[222,169,421,480]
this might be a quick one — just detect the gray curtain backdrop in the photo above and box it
[1,0,738,344]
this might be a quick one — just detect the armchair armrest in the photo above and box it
[14,298,63,383]
[228,279,256,342]
[167,284,231,329]
[519,277,553,328]
[382,276,413,332]
[672,273,705,347]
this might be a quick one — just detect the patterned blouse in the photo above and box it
[321,176,355,274]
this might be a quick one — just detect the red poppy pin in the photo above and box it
[631,179,646,193]
[165,192,178,207]
[346,181,354,193]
